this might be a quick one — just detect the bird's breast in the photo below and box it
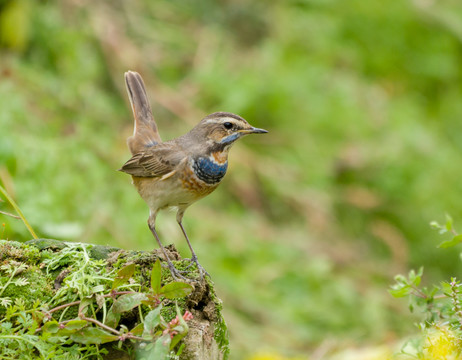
[191,154,228,185]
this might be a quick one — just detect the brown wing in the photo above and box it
[119,143,185,178]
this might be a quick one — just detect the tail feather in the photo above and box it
[124,71,162,155]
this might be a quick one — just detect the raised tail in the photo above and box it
[124,71,162,155]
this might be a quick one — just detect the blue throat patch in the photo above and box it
[193,157,228,184]
[220,133,240,144]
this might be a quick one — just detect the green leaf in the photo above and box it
[176,343,186,357]
[409,268,422,287]
[389,285,411,298]
[63,320,88,330]
[42,320,60,334]
[160,282,193,299]
[148,333,171,359]
[429,285,439,298]
[105,306,121,328]
[170,303,189,349]
[151,259,162,295]
[92,285,106,294]
[394,274,407,284]
[170,326,187,349]
[417,267,424,277]
[112,293,148,314]
[112,263,136,290]
[441,281,453,295]
[438,234,462,248]
[130,322,144,336]
[70,327,119,344]
[143,306,161,337]
[79,297,93,317]
[57,320,88,336]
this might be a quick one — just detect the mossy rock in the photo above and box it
[0,239,228,360]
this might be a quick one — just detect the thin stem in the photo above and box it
[101,294,108,325]
[47,291,136,315]
[0,184,38,239]
[59,302,73,322]
[80,317,147,342]
[127,334,146,341]
[48,300,82,314]
[80,316,121,336]
[36,316,146,342]
[410,285,428,299]
[0,210,20,219]
[0,267,20,297]
[434,294,448,299]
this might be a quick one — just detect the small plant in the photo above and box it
[390,215,462,359]
[0,262,29,302]
[0,242,194,360]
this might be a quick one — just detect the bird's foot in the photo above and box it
[180,255,210,280]
[164,260,188,281]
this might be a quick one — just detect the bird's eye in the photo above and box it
[223,122,233,130]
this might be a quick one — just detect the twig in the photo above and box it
[46,291,136,314]
[47,300,82,314]
[80,316,146,341]
[80,316,121,336]
[0,185,38,239]
[0,210,21,219]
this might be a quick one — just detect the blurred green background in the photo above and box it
[1,0,462,358]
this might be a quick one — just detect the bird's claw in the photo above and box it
[165,261,188,281]
[180,256,210,280]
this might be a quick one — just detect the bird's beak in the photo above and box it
[240,127,268,135]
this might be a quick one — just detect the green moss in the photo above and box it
[0,240,41,265]
[160,298,187,323]
[124,250,153,263]
[88,245,119,260]
[0,265,53,313]
[0,240,220,358]
[171,260,193,272]
[207,277,230,360]
[110,256,128,270]
[25,238,66,251]
[52,304,79,321]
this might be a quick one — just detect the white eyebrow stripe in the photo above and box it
[204,117,243,125]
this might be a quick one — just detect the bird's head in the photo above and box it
[192,112,268,149]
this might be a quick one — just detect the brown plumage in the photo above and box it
[124,72,162,154]
[120,71,268,280]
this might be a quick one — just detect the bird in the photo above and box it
[119,71,268,280]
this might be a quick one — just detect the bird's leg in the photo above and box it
[178,222,209,279]
[148,214,186,281]
[176,210,209,279]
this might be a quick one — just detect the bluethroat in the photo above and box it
[119,71,268,280]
